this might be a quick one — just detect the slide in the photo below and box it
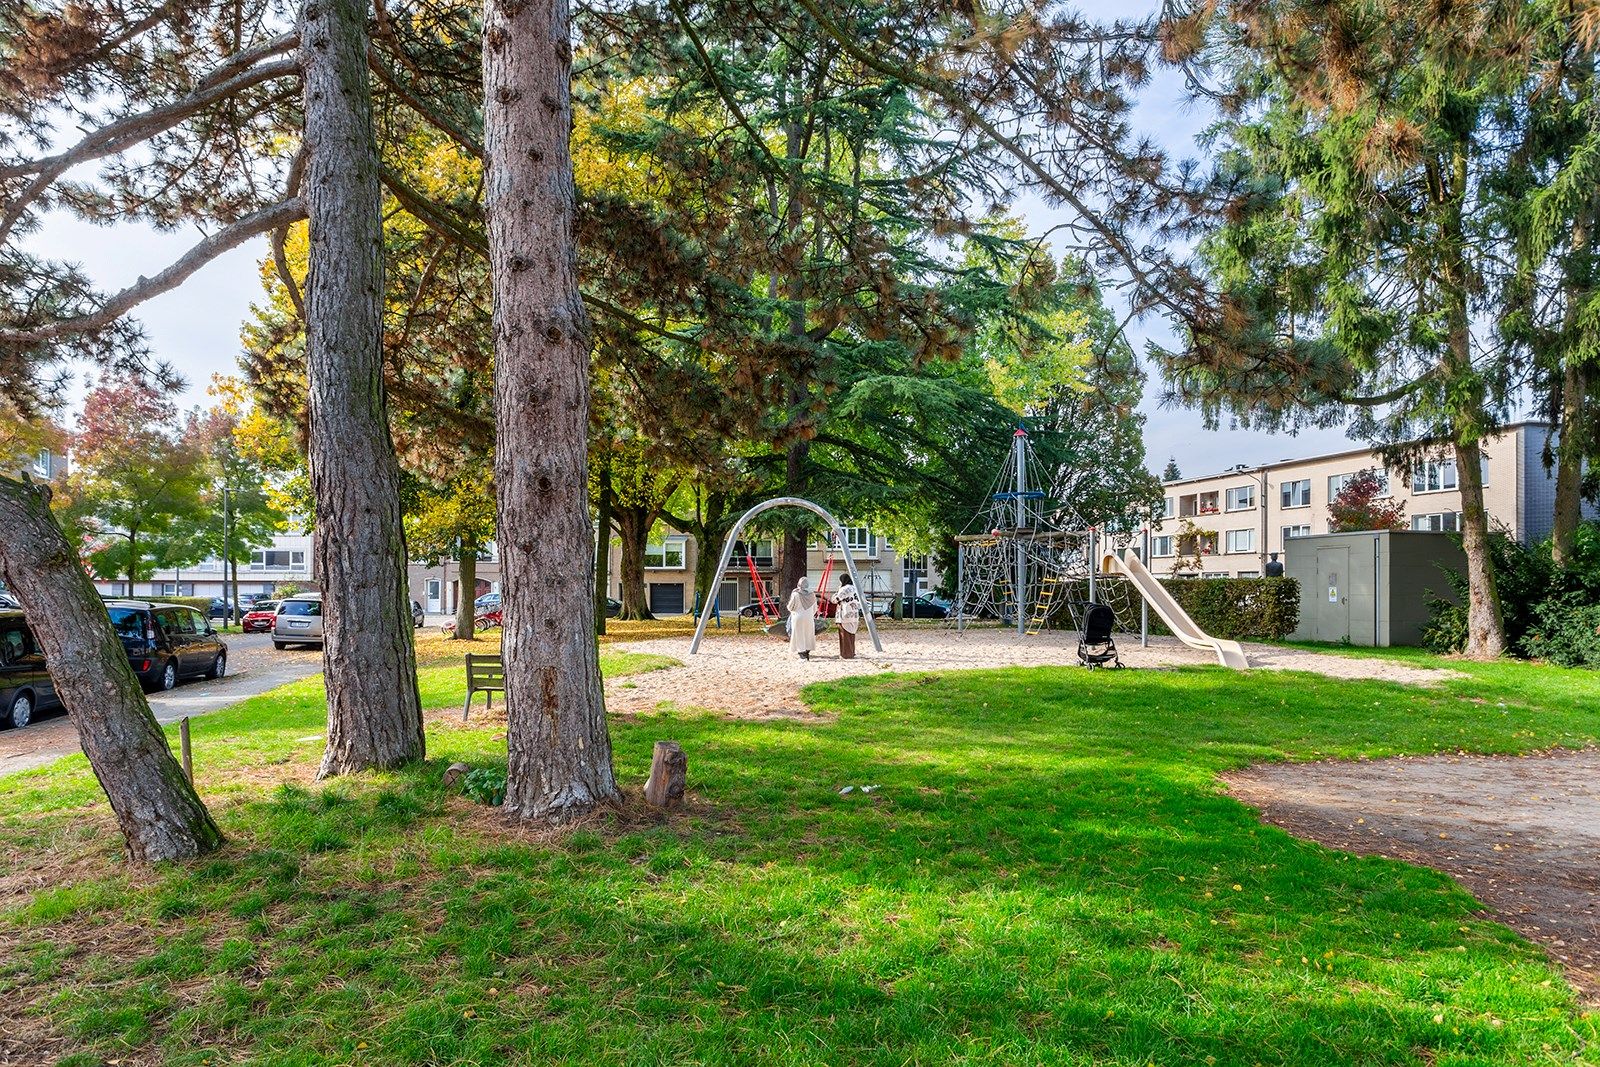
[1100,550,1250,670]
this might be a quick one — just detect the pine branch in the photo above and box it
[0,39,300,243]
[368,52,484,159]
[0,198,307,345]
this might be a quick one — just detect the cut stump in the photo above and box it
[644,741,686,808]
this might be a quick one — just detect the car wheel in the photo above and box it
[207,650,226,680]
[158,660,178,692]
[273,641,287,651]
[5,691,33,729]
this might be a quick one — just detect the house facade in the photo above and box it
[95,533,316,600]
[1149,422,1594,579]
[405,522,936,618]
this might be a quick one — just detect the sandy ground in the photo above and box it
[602,626,1460,717]
[1225,750,1600,1005]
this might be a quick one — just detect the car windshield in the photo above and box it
[107,608,149,651]
[252,602,278,613]
[280,600,321,617]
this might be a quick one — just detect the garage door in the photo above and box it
[649,582,686,615]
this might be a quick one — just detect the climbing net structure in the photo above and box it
[950,427,1140,635]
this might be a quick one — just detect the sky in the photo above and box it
[28,3,1374,482]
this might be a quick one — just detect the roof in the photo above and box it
[1160,420,1552,489]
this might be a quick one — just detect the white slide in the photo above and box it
[1100,550,1250,670]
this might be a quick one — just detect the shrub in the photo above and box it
[1522,593,1600,668]
[1156,577,1301,641]
[461,767,507,807]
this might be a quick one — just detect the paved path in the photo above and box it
[0,634,323,777]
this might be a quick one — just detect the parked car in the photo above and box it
[606,597,622,618]
[411,600,425,628]
[0,593,18,609]
[273,593,324,649]
[105,600,228,692]
[0,609,57,729]
[474,592,501,612]
[207,598,235,619]
[899,594,952,619]
[241,600,280,633]
[737,596,781,619]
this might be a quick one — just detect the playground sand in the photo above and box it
[603,627,1462,719]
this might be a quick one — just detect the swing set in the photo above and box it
[742,541,837,630]
[691,497,883,654]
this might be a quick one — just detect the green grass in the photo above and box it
[1,650,1596,1065]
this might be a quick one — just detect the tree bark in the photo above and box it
[484,0,620,822]
[1453,438,1506,658]
[593,471,612,637]
[1552,361,1588,567]
[0,476,222,863]
[452,538,478,640]
[779,441,810,605]
[299,0,424,776]
[614,506,653,621]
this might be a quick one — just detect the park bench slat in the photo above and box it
[463,653,505,721]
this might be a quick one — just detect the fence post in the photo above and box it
[180,716,193,785]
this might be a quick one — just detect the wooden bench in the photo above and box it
[462,653,504,721]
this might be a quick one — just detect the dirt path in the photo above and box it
[1225,749,1600,1005]
[602,627,1460,718]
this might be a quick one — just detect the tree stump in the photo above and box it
[443,762,472,789]
[643,741,686,809]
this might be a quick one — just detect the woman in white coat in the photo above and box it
[787,577,818,660]
[833,573,862,659]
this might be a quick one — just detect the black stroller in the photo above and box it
[1077,602,1122,669]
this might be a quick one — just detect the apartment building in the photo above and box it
[1149,422,1594,579]
[407,522,934,618]
[96,533,316,600]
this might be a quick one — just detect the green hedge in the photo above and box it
[1154,577,1300,641]
[1037,577,1300,642]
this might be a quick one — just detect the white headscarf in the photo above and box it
[791,576,816,611]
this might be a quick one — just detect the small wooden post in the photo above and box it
[179,716,193,785]
[644,741,686,808]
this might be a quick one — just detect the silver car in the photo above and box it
[272,593,324,649]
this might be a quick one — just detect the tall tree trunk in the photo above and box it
[1454,438,1506,658]
[593,471,612,637]
[779,441,810,604]
[299,0,424,776]
[0,476,222,863]
[1552,361,1588,567]
[614,507,653,621]
[452,538,478,640]
[484,0,619,822]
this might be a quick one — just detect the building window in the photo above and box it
[1236,570,1260,578]
[1225,485,1256,511]
[1224,529,1255,554]
[1196,491,1221,515]
[1151,535,1173,557]
[1161,496,1175,519]
[1412,511,1459,532]
[644,536,688,569]
[731,539,775,567]
[33,449,52,479]
[1280,479,1311,508]
[1201,571,1229,579]
[1329,471,1389,498]
[1281,524,1311,542]
[829,526,876,556]
[1411,458,1458,494]
[250,549,307,570]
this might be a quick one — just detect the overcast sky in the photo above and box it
[30,3,1381,481]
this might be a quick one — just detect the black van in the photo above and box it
[105,600,229,692]
[0,609,56,729]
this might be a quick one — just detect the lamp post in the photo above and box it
[221,483,232,626]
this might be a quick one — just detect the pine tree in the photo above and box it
[1162,457,1182,482]
[1159,0,1534,658]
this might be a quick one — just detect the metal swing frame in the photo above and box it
[688,496,884,655]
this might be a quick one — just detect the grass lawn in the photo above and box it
[1,646,1596,1065]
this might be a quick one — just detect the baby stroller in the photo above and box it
[1077,603,1122,669]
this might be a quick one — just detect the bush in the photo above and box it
[1522,593,1600,667]
[1042,577,1300,641]
[1424,522,1600,663]
[1156,577,1301,641]
[461,767,507,807]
